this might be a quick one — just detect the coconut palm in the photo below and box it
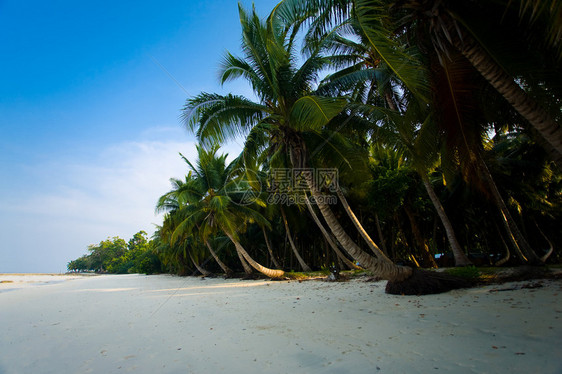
[483,132,558,263]
[279,0,562,166]
[280,1,472,266]
[181,5,474,294]
[395,0,562,168]
[272,0,561,268]
[244,157,311,271]
[169,145,284,278]
[154,217,196,275]
[155,167,220,275]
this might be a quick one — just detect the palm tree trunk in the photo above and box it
[188,252,211,276]
[496,207,528,263]
[539,238,554,263]
[374,213,389,257]
[289,139,410,281]
[224,231,285,279]
[477,159,541,264]
[304,176,412,282]
[421,175,472,266]
[304,194,362,270]
[236,247,253,275]
[204,239,233,277]
[494,228,511,266]
[452,28,562,169]
[336,188,390,261]
[290,138,471,294]
[262,226,282,269]
[280,207,312,272]
[404,204,438,268]
[534,222,554,263]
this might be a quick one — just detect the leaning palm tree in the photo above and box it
[170,145,284,278]
[281,0,561,269]
[245,158,310,271]
[182,5,470,294]
[156,167,230,276]
[303,10,472,266]
[276,0,561,266]
[155,216,194,275]
[385,0,562,168]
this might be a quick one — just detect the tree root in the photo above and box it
[385,269,475,295]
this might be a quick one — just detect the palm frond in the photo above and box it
[289,95,347,131]
[182,93,268,144]
[354,0,430,103]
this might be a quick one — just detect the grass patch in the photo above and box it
[349,269,370,276]
[444,266,482,282]
[285,270,329,280]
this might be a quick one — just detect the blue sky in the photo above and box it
[0,0,280,273]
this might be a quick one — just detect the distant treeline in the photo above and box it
[67,231,162,274]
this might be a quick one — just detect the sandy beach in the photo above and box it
[0,274,560,374]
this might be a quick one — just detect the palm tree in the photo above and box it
[154,218,195,275]
[245,158,310,271]
[156,170,215,275]
[303,192,362,270]
[284,0,562,164]
[168,145,284,278]
[182,5,472,294]
[359,0,562,167]
[483,132,558,263]
[274,0,561,269]
[283,1,472,266]
[280,206,312,271]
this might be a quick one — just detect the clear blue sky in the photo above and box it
[0,0,280,273]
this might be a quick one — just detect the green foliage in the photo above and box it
[67,231,162,274]
[369,166,412,217]
[68,1,562,277]
[285,270,330,280]
[444,266,481,282]
[67,256,91,272]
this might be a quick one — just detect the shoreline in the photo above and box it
[1,274,561,373]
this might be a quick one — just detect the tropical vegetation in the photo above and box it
[67,231,162,275]
[68,0,561,294]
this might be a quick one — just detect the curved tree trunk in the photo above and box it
[478,159,542,264]
[374,213,389,257]
[496,207,528,264]
[304,194,362,270]
[494,228,511,266]
[421,175,472,266]
[540,241,554,263]
[404,204,438,268]
[224,231,285,279]
[287,136,470,293]
[453,28,562,169]
[188,252,212,276]
[336,188,390,261]
[236,245,253,275]
[288,138,411,282]
[204,239,233,277]
[534,222,554,263]
[305,177,412,281]
[280,207,312,272]
[262,226,282,269]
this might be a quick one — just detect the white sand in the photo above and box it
[0,274,560,374]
